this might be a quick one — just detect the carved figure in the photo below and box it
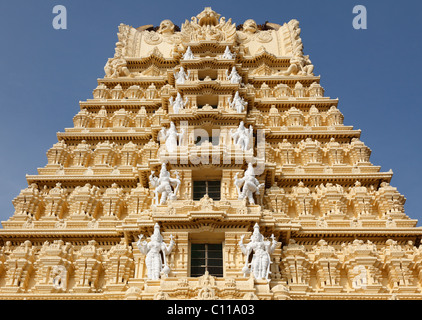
[174,66,190,84]
[158,19,175,35]
[239,223,277,281]
[283,48,314,76]
[242,19,258,34]
[149,163,181,205]
[182,46,196,60]
[52,265,68,291]
[169,92,188,114]
[234,163,264,205]
[221,46,235,59]
[228,91,248,113]
[226,67,242,84]
[158,122,185,152]
[137,223,175,280]
[104,57,132,78]
[230,121,253,151]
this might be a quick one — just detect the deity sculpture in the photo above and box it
[174,66,190,84]
[52,265,68,291]
[104,57,132,78]
[228,91,248,113]
[169,92,188,114]
[157,19,175,35]
[182,46,196,60]
[226,67,242,84]
[230,121,253,151]
[283,45,314,76]
[221,46,235,59]
[149,163,181,205]
[158,122,185,152]
[137,223,175,280]
[242,19,258,34]
[234,163,265,205]
[239,223,278,281]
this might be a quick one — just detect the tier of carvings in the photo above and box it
[0,237,422,297]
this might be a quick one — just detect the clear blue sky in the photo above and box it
[0,0,421,224]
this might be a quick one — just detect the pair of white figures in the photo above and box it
[159,120,253,153]
[169,91,246,114]
[174,49,241,86]
[138,223,278,281]
[182,46,235,61]
[149,162,263,207]
[175,66,241,84]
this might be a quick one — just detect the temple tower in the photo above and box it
[1,8,422,300]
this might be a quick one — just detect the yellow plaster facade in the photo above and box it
[1,8,422,300]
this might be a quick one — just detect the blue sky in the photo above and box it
[0,0,421,224]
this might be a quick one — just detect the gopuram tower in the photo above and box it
[1,7,422,300]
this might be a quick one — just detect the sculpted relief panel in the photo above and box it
[111,7,308,60]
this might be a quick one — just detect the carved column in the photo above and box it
[3,241,36,293]
[104,240,135,292]
[35,240,74,293]
[72,240,104,293]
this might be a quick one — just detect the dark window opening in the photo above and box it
[190,243,223,277]
[195,136,219,146]
[193,180,221,201]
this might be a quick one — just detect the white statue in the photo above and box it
[221,46,235,59]
[234,163,264,205]
[159,122,185,152]
[52,265,68,291]
[239,223,278,281]
[137,223,175,280]
[169,92,188,114]
[182,46,196,60]
[226,67,242,84]
[174,66,190,84]
[230,121,253,151]
[228,91,247,113]
[149,163,181,205]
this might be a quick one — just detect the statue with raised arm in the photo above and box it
[174,66,191,84]
[230,121,253,151]
[239,223,278,281]
[234,163,264,205]
[228,91,248,113]
[169,92,188,114]
[158,122,185,152]
[137,223,175,280]
[226,66,242,84]
[149,163,181,205]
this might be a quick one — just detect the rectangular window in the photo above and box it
[190,243,223,277]
[193,180,221,201]
[195,136,219,146]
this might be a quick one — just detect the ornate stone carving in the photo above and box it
[169,92,188,114]
[230,121,253,151]
[136,223,175,280]
[149,163,181,205]
[239,223,278,281]
[228,91,247,113]
[73,240,104,293]
[180,7,236,43]
[4,241,36,292]
[226,67,242,84]
[221,46,235,59]
[174,67,190,85]
[158,122,185,152]
[234,163,265,205]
